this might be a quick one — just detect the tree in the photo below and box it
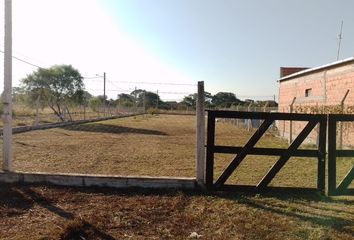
[12,86,29,104]
[182,94,196,108]
[212,92,241,108]
[89,97,104,112]
[21,65,84,121]
[130,89,161,109]
[181,91,214,109]
[117,93,134,107]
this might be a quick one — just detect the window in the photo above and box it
[305,88,312,97]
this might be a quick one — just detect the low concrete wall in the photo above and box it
[0,171,197,189]
[0,113,143,135]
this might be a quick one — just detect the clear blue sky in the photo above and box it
[1,0,354,101]
[101,0,354,100]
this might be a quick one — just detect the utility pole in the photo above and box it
[337,20,343,61]
[103,72,106,101]
[3,0,13,171]
[103,72,106,116]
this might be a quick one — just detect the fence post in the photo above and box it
[196,81,206,186]
[35,96,40,126]
[247,102,252,131]
[339,89,349,149]
[2,0,13,171]
[289,97,296,144]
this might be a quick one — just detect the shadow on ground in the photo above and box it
[1,183,353,239]
[212,187,354,237]
[62,123,167,136]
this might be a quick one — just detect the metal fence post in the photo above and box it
[196,81,206,186]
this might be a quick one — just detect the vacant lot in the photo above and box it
[7,114,196,177]
[1,114,352,188]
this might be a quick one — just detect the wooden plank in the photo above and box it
[220,184,318,194]
[213,146,319,157]
[327,116,337,196]
[214,118,274,188]
[207,110,326,121]
[206,111,216,189]
[317,117,327,192]
[336,150,354,157]
[257,120,318,189]
[330,114,354,122]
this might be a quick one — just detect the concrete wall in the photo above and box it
[0,172,197,189]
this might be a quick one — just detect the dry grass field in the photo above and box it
[1,114,352,188]
[0,114,353,239]
[8,114,196,177]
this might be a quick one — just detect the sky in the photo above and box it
[1,0,354,101]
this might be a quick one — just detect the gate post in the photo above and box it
[317,116,327,192]
[196,81,205,186]
[328,115,337,195]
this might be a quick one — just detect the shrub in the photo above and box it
[147,107,159,115]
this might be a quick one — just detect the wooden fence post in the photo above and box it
[328,115,337,195]
[196,81,206,186]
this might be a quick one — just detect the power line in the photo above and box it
[83,76,102,79]
[106,80,197,86]
[0,49,45,69]
[106,79,130,92]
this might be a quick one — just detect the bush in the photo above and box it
[147,107,159,115]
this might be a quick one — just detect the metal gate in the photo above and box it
[206,110,327,192]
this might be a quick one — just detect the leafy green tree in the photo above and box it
[182,94,196,107]
[212,92,241,108]
[12,86,29,104]
[181,91,214,109]
[117,93,134,107]
[21,65,84,121]
[130,89,161,109]
[89,97,104,112]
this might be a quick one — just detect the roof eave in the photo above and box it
[278,57,354,83]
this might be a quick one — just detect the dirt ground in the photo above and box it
[0,183,353,240]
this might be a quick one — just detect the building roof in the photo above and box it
[278,56,354,82]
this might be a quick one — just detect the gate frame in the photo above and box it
[206,110,327,192]
[328,114,354,196]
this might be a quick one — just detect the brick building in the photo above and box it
[277,57,354,146]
